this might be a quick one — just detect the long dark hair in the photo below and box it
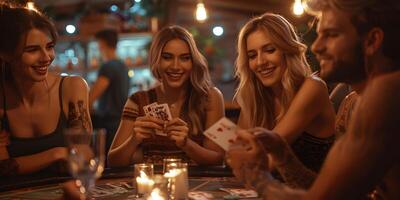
[0,2,58,78]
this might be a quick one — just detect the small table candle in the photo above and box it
[164,168,188,200]
[136,171,154,194]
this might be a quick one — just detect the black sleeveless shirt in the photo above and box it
[3,77,68,157]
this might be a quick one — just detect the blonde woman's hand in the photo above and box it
[250,127,290,168]
[226,129,267,181]
[165,118,189,148]
[133,116,164,143]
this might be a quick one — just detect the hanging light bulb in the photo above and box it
[196,2,207,22]
[26,1,37,11]
[293,0,304,16]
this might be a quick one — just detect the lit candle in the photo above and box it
[147,188,166,200]
[164,169,188,199]
[136,171,154,194]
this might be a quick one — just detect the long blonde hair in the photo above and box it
[234,13,311,129]
[149,25,212,134]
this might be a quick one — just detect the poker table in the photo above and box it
[0,165,259,200]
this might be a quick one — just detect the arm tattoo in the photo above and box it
[276,151,316,189]
[122,107,139,121]
[67,100,90,131]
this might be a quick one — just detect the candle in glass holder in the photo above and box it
[164,163,188,200]
[162,158,182,173]
[136,171,154,194]
[134,163,154,197]
[147,175,168,200]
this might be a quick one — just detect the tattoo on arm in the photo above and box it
[67,100,90,131]
[276,152,316,189]
[122,107,139,121]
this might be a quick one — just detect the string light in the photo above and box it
[293,0,304,16]
[26,1,38,11]
[195,2,207,22]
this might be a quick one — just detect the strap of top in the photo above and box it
[1,63,8,131]
[58,76,66,117]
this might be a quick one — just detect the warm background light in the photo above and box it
[293,0,304,16]
[196,2,207,22]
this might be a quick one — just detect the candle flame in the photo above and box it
[147,188,165,200]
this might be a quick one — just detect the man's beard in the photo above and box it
[320,42,367,84]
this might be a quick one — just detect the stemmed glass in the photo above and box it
[64,128,106,198]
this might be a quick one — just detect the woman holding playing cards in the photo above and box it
[108,25,225,167]
[233,13,336,175]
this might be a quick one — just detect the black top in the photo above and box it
[5,77,68,157]
[96,59,129,124]
[291,132,335,172]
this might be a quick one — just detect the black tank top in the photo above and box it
[3,77,68,157]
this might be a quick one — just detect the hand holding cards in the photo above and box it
[204,117,249,151]
[143,102,172,136]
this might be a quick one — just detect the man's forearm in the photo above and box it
[240,162,305,200]
[275,148,316,189]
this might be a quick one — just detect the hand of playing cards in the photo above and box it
[204,117,250,151]
[143,102,172,136]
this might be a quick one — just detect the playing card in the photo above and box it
[143,102,157,116]
[188,191,214,200]
[153,103,172,121]
[143,102,172,137]
[220,188,258,198]
[203,117,238,151]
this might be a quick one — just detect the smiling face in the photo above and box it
[159,38,193,89]
[246,29,286,88]
[13,28,55,82]
[312,9,366,84]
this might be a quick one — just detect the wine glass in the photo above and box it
[64,128,106,198]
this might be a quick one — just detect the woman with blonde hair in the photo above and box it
[234,13,336,173]
[108,25,224,167]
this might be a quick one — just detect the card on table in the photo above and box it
[220,188,258,198]
[203,117,240,151]
[188,191,214,200]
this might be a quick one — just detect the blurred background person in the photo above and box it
[89,29,129,157]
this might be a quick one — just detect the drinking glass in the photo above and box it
[65,128,106,198]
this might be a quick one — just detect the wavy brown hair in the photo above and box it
[149,25,212,134]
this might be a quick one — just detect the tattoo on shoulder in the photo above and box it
[122,107,139,121]
[68,100,90,131]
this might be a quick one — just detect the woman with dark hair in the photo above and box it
[108,25,225,167]
[0,3,91,176]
